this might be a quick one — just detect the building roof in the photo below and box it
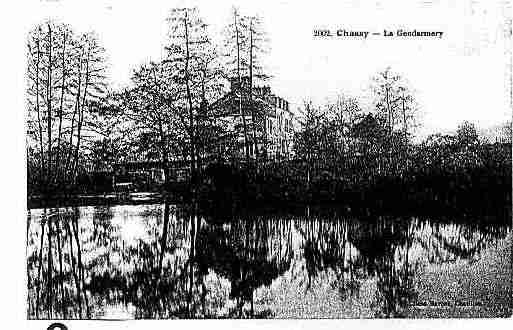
[211,77,293,118]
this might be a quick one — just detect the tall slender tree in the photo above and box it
[223,7,251,163]
[246,14,271,165]
[370,67,418,174]
[165,7,219,191]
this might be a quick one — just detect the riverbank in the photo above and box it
[28,157,512,220]
[27,184,511,224]
[27,192,165,209]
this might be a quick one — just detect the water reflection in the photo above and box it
[26,204,510,319]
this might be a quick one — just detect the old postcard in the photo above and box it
[7,0,513,328]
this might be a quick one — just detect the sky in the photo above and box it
[24,0,512,138]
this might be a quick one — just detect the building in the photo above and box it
[211,77,295,161]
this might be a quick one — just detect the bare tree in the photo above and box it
[27,25,46,188]
[27,21,108,195]
[370,67,419,174]
[327,94,363,176]
[247,14,270,164]
[222,7,251,163]
[293,100,323,186]
[119,61,183,189]
[165,7,219,190]
[69,32,108,185]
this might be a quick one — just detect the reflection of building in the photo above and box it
[212,77,295,160]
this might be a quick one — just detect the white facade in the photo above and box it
[213,78,295,160]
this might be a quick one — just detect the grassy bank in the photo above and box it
[407,233,512,317]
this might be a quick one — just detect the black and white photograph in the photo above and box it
[5,0,513,325]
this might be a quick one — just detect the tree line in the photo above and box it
[289,80,511,213]
[293,82,511,187]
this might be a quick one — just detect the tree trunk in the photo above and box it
[184,11,197,194]
[402,96,408,172]
[35,33,45,190]
[54,31,68,186]
[46,24,53,191]
[72,47,91,185]
[64,47,84,186]
[158,117,170,192]
[249,19,259,167]
[234,11,250,164]
[385,84,392,174]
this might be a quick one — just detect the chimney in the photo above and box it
[230,76,251,93]
[230,77,239,92]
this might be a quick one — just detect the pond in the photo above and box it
[26,204,512,319]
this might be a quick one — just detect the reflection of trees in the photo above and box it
[91,203,194,319]
[27,205,510,319]
[295,217,359,296]
[293,214,509,317]
[195,216,294,317]
[99,207,296,318]
[294,216,419,317]
[414,220,509,264]
[348,217,414,317]
[27,203,295,319]
[27,208,90,319]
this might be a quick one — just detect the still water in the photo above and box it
[26,204,512,319]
